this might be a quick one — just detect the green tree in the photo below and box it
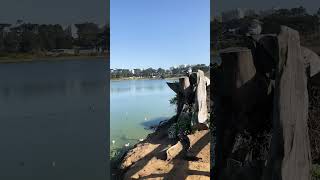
[0,24,11,52]
[291,6,307,16]
[75,23,100,48]
[157,68,165,75]
[142,68,157,77]
[4,31,20,52]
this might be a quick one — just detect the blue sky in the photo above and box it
[111,0,209,69]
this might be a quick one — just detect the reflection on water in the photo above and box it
[110,80,166,94]
[110,79,175,151]
[0,60,108,180]
[1,80,105,99]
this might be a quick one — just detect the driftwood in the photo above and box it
[195,70,209,123]
[213,26,320,180]
[302,46,320,78]
[167,82,180,94]
[166,70,210,160]
[213,47,272,179]
[263,26,311,180]
[166,70,210,124]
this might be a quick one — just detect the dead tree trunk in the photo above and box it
[214,47,258,180]
[263,26,311,180]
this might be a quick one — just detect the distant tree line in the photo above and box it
[212,6,320,51]
[111,64,209,79]
[0,20,109,54]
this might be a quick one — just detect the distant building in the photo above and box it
[222,8,245,22]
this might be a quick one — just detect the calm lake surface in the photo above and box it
[0,59,108,180]
[110,79,176,152]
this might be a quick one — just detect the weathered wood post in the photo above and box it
[214,47,257,179]
[263,26,311,180]
[195,70,209,124]
[172,77,191,117]
[179,76,192,104]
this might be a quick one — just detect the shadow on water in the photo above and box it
[140,117,170,130]
[111,79,169,94]
[0,80,105,98]
[115,117,170,143]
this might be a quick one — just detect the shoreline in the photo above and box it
[111,77,180,81]
[111,117,175,178]
[111,116,210,179]
[0,55,108,64]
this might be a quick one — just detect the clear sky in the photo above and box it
[111,0,210,69]
[0,0,109,26]
[212,0,319,16]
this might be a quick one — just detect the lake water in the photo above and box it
[110,79,176,153]
[0,59,108,180]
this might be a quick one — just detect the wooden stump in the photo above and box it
[214,47,258,180]
[179,76,192,104]
[219,47,256,95]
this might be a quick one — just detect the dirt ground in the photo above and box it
[119,123,210,180]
